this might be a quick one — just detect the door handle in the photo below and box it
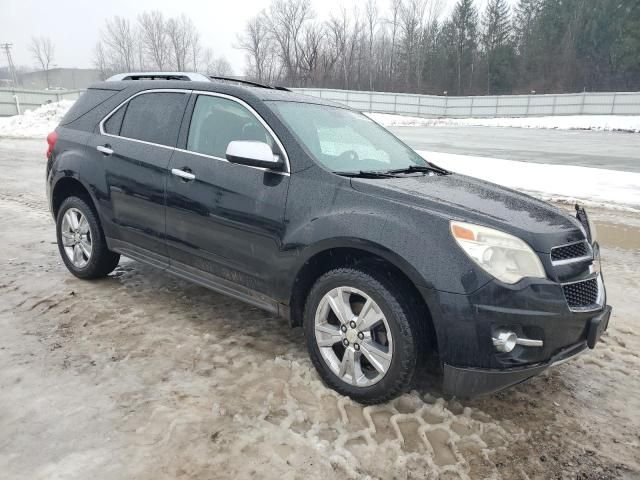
[96,145,113,156]
[171,168,196,181]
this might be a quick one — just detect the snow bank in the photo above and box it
[0,100,74,138]
[419,150,640,212]
[368,112,640,133]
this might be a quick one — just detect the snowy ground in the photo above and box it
[0,101,74,138]
[368,112,640,133]
[419,151,640,212]
[1,138,639,479]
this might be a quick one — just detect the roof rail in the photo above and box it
[209,76,291,92]
[106,72,211,82]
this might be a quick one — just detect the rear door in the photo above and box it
[87,89,189,265]
[165,93,290,297]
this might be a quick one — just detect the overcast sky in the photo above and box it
[1,0,491,75]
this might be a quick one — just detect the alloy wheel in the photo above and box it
[314,286,393,387]
[60,208,92,268]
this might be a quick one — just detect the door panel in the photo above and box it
[166,152,289,294]
[90,90,189,260]
[166,93,290,296]
[88,134,174,258]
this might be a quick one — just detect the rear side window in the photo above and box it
[119,92,187,147]
[186,95,275,159]
[103,104,126,135]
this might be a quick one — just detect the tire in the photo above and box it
[56,196,120,279]
[303,267,421,404]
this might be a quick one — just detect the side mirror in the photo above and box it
[225,141,284,170]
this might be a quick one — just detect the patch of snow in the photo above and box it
[368,112,640,133]
[0,100,74,138]
[419,150,640,212]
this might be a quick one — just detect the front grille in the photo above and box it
[551,241,590,263]
[562,278,599,310]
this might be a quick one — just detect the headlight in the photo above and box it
[450,221,547,284]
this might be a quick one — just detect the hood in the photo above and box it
[350,173,585,253]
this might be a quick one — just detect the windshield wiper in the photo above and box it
[386,164,449,175]
[335,170,399,179]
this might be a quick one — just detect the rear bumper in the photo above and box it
[442,305,611,397]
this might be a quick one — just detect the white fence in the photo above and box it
[2,86,640,118]
[293,88,640,118]
[0,88,84,116]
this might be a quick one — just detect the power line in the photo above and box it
[1,43,19,87]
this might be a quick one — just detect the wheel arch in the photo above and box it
[288,240,438,352]
[51,175,99,219]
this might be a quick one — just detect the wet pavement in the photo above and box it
[0,138,639,479]
[392,125,640,173]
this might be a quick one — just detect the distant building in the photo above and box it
[17,68,103,90]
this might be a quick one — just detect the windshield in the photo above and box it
[267,101,428,173]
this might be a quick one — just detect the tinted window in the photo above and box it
[120,92,187,147]
[103,104,126,135]
[187,95,275,159]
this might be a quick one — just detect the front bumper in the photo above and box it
[441,305,611,397]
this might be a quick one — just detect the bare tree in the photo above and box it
[299,22,325,85]
[387,0,402,86]
[166,14,194,70]
[29,36,55,88]
[101,16,137,72]
[365,0,379,90]
[264,0,314,86]
[138,11,169,70]
[93,41,109,79]
[191,30,201,72]
[210,58,234,76]
[238,14,274,82]
[200,48,233,77]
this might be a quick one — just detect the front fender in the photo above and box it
[284,210,433,292]
[281,170,492,297]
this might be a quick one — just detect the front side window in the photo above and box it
[187,95,275,159]
[268,101,427,173]
[118,92,187,147]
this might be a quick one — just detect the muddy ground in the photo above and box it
[0,138,639,480]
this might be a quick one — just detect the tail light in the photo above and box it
[46,131,58,159]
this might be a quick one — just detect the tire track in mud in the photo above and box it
[0,191,49,216]
[4,249,525,479]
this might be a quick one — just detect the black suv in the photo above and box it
[46,74,611,403]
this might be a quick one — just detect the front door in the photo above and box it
[165,93,290,296]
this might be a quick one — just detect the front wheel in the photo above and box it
[56,196,120,279]
[303,267,421,404]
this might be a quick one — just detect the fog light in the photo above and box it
[493,330,517,353]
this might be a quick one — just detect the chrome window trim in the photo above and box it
[561,273,605,313]
[98,88,191,151]
[550,239,593,266]
[98,88,291,176]
[188,90,291,175]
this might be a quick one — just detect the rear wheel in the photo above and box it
[56,196,120,279]
[304,267,421,404]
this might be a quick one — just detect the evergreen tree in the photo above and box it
[482,0,515,94]
[513,0,543,91]
[450,0,479,95]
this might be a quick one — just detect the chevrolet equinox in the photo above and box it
[46,73,612,403]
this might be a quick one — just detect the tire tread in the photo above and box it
[304,266,422,404]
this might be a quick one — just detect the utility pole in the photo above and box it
[1,43,19,87]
